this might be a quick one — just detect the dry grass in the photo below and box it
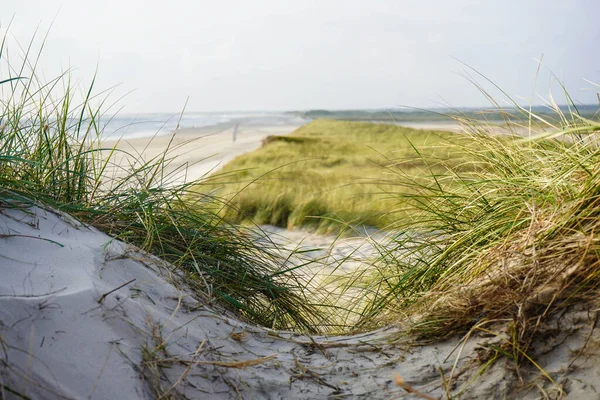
[339,90,600,392]
[197,119,469,233]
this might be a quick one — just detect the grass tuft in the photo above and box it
[0,30,324,332]
[348,84,600,352]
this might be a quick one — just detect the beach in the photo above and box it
[100,118,491,186]
[3,116,600,398]
[1,3,597,397]
[102,123,303,184]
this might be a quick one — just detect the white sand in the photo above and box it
[102,124,302,185]
[1,202,599,399]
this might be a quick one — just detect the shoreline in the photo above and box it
[100,118,530,188]
[102,123,304,184]
[100,119,473,185]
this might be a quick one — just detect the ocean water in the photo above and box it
[99,111,306,140]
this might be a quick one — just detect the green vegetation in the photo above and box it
[199,119,469,232]
[4,33,600,393]
[346,99,600,349]
[0,35,325,332]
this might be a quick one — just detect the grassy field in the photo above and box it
[198,119,471,232]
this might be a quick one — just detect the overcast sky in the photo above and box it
[2,0,599,113]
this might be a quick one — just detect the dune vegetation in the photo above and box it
[3,31,600,398]
[0,39,326,332]
[197,96,600,349]
[340,100,600,359]
[197,119,472,233]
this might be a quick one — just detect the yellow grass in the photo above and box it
[197,119,467,232]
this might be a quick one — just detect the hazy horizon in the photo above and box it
[3,0,599,113]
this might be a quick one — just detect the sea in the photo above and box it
[99,111,307,140]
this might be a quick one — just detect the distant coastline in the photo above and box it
[99,111,307,140]
[99,104,598,140]
[288,104,600,122]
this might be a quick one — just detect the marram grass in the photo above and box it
[197,119,472,233]
[347,96,600,348]
[0,32,328,333]
[4,30,600,366]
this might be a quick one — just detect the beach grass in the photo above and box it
[344,88,600,353]
[197,119,471,233]
[0,33,327,332]
[4,28,600,356]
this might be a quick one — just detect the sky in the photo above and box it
[2,0,599,113]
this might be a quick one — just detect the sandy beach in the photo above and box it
[1,2,596,397]
[2,119,599,398]
[102,123,303,184]
[3,119,593,399]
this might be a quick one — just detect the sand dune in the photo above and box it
[1,120,596,399]
[1,202,599,398]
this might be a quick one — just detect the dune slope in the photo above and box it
[1,202,599,399]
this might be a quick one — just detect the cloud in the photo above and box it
[1,0,598,112]
[207,37,236,61]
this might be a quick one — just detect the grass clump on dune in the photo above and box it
[199,119,468,233]
[348,88,600,355]
[0,33,324,332]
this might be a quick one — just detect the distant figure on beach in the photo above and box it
[233,123,239,142]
